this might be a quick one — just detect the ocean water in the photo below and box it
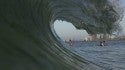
[66,40,125,70]
[0,0,123,70]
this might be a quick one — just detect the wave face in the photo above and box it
[0,0,122,70]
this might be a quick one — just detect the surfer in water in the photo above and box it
[100,41,104,46]
[69,39,73,46]
[100,41,107,46]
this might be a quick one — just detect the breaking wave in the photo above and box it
[0,0,123,70]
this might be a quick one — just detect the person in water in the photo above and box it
[100,41,104,46]
[69,39,73,46]
[100,41,107,46]
[103,41,107,46]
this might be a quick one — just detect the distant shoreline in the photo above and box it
[67,39,125,42]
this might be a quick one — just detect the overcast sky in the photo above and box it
[54,20,89,41]
[54,0,125,41]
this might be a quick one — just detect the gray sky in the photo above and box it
[54,0,125,40]
[54,20,88,41]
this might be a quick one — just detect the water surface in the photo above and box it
[67,40,125,70]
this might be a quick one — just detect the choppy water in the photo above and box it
[67,40,125,70]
